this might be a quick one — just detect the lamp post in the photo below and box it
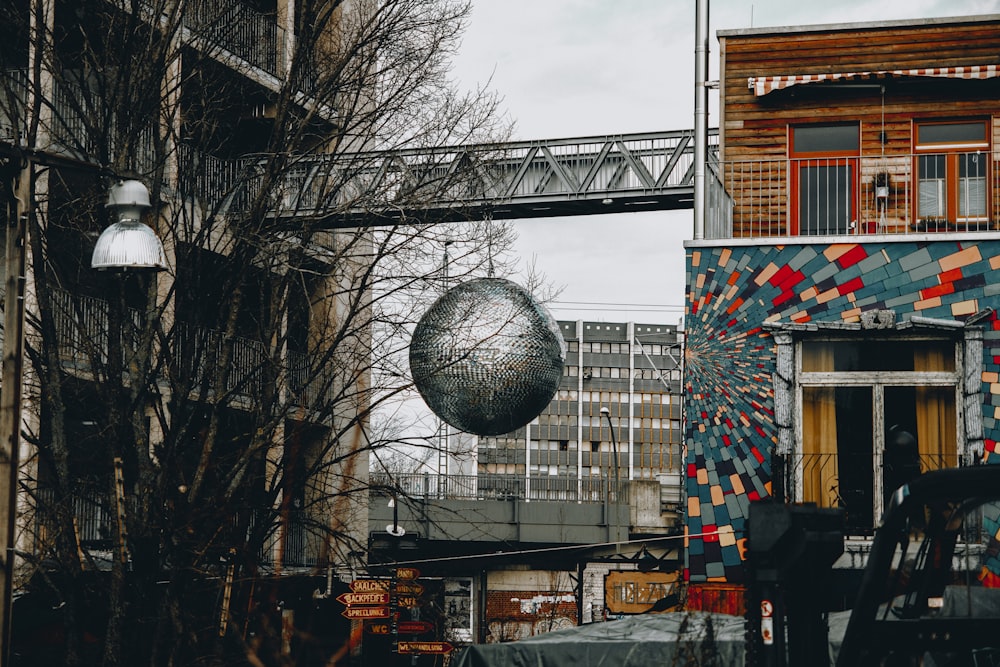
[599,406,622,552]
[0,163,165,665]
[599,406,621,487]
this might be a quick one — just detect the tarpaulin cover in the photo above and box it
[450,612,746,667]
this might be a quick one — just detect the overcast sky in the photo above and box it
[448,0,1000,326]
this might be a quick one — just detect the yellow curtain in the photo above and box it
[914,345,957,471]
[801,344,839,508]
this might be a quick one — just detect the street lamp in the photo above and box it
[599,406,620,485]
[91,179,168,271]
[0,168,166,665]
[599,406,622,554]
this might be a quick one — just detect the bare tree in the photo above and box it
[0,0,515,665]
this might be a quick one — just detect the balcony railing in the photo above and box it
[34,484,118,550]
[791,451,962,534]
[33,487,325,567]
[369,472,630,504]
[49,288,314,404]
[707,150,1000,240]
[183,0,286,78]
[2,68,160,176]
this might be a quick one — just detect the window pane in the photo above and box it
[802,340,954,372]
[883,385,957,493]
[918,154,946,218]
[802,386,873,531]
[959,153,987,218]
[798,164,852,234]
[919,179,946,218]
[793,124,859,153]
[918,122,987,145]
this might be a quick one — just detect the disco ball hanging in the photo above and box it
[409,277,566,437]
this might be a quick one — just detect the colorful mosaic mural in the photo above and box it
[683,240,1000,583]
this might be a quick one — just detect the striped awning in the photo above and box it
[748,64,1000,96]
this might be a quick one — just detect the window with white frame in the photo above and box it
[796,336,962,533]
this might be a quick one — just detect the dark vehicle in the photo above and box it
[837,465,1000,666]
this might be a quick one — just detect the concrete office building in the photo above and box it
[478,319,684,513]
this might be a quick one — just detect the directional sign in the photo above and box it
[396,567,420,580]
[397,641,453,655]
[342,606,390,620]
[351,579,389,593]
[398,620,435,634]
[366,620,434,635]
[396,595,420,609]
[337,592,389,606]
[350,580,425,596]
[396,582,424,596]
[367,623,392,635]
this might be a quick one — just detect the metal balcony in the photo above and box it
[790,451,963,535]
[369,472,629,504]
[183,0,286,78]
[48,288,290,403]
[707,150,1000,240]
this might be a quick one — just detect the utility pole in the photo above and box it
[0,155,29,667]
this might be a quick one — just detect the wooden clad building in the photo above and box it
[684,14,1000,591]
[714,15,1000,238]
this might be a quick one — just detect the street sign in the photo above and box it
[398,620,434,634]
[396,582,424,596]
[396,595,420,609]
[396,567,420,580]
[337,591,389,606]
[349,580,424,596]
[351,579,389,593]
[397,641,453,654]
[342,606,390,620]
[366,620,434,635]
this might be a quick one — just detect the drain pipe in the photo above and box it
[693,0,710,240]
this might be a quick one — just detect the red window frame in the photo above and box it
[914,120,990,228]
[789,124,860,236]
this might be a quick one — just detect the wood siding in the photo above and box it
[717,17,1000,237]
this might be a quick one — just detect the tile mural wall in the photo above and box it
[683,239,1000,583]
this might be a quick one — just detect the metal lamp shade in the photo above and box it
[409,277,566,437]
[91,180,167,271]
[91,220,167,270]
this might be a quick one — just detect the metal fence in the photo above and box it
[183,0,286,77]
[49,288,285,402]
[369,472,630,504]
[791,451,964,534]
[708,150,999,239]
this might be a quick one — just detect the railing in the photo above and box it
[49,288,293,402]
[369,472,630,504]
[708,150,1000,240]
[33,488,324,567]
[3,68,160,176]
[49,288,143,367]
[183,0,286,78]
[34,484,118,549]
[173,320,268,398]
[0,69,27,143]
[791,451,962,534]
[256,508,326,567]
[176,131,719,223]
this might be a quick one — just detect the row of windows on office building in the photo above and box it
[479,439,682,479]
[563,365,683,381]
[567,341,682,356]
